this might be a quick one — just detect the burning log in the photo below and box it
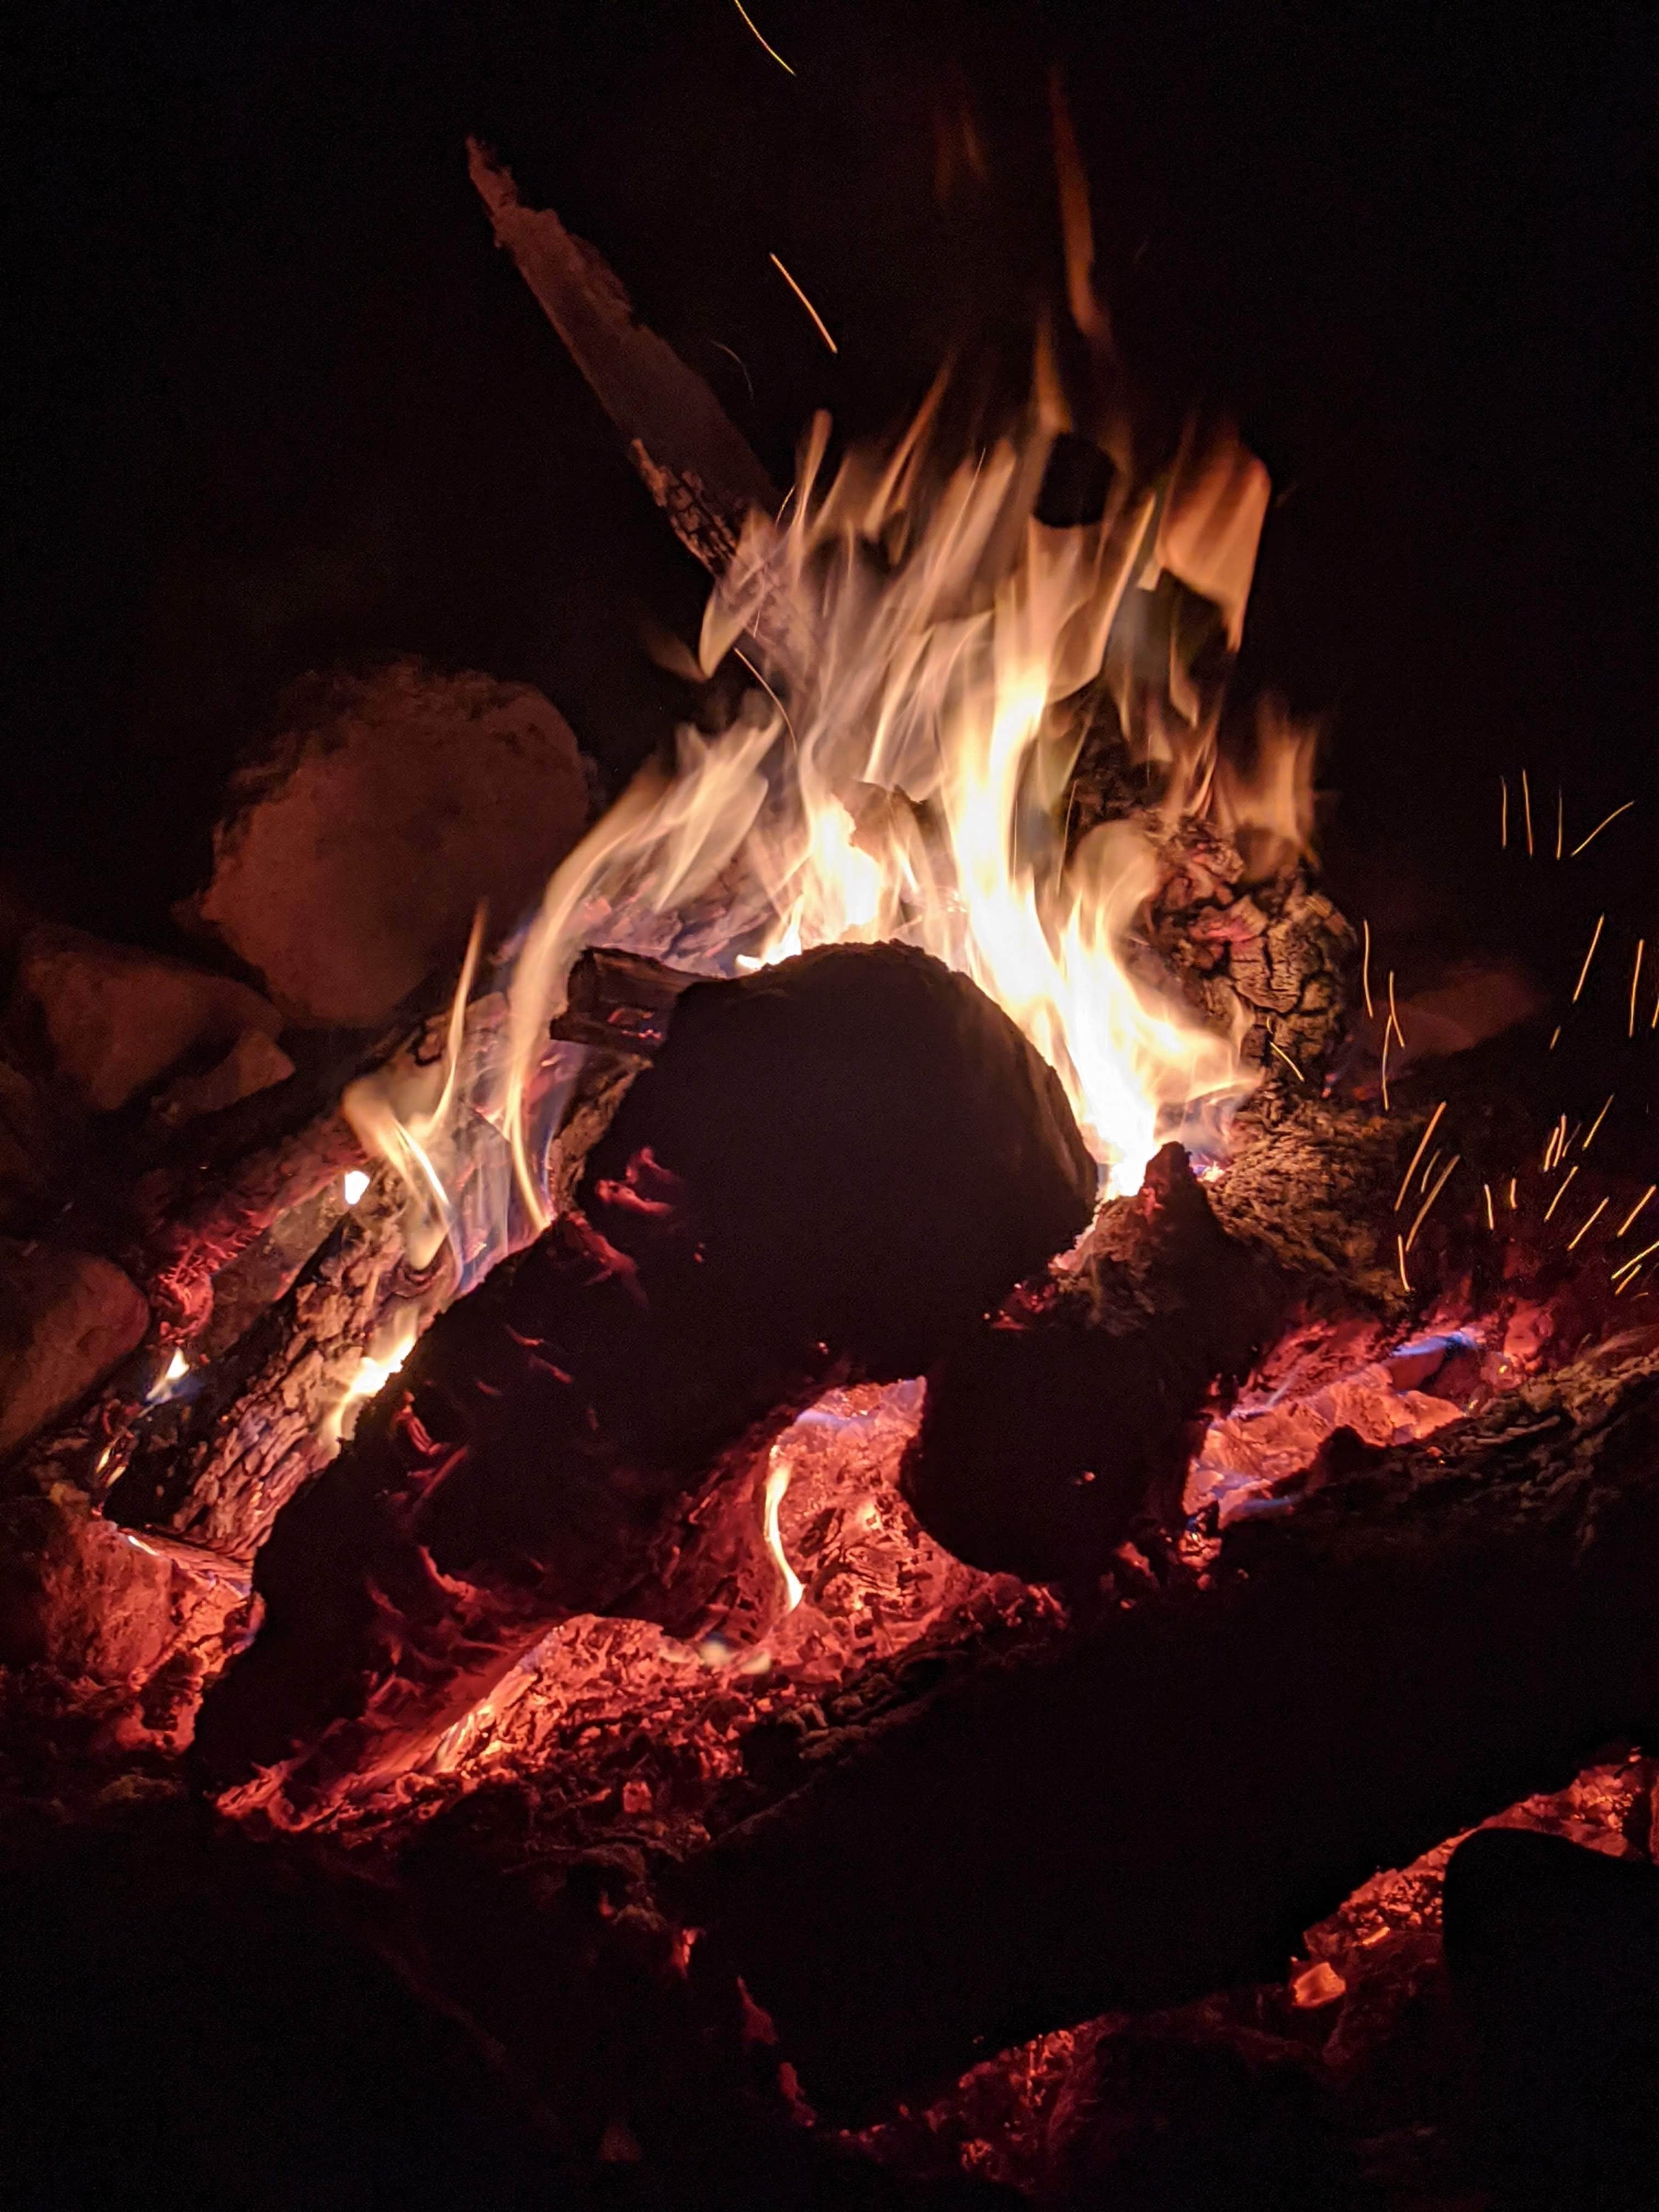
[900,1143,1286,1582]
[193,943,1096,1824]
[897,1076,1424,1587]
[680,1329,1659,2120]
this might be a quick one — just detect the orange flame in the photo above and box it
[358,388,1310,1267]
[761,1451,805,1615]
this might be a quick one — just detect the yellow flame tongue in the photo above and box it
[354,393,1315,1276]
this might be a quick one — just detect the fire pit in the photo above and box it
[6,32,1659,2209]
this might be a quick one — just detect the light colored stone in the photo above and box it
[15,925,281,1113]
[184,659,589,1027]
[153,1027,296,1125]
[0,1242,150,1458]
[0,1485,252,1750]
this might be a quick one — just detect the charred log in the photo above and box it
[901,1143,1285,1582]
[898,1091,1414,1587]
[681,1334,1659,2120]
[193,944,1095,1824]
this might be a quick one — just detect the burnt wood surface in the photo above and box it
[671,1332,1659,2119]
[902,1141,1288,1581]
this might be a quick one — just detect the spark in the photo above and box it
[1613,1237,1659,1289]
[1550,1114,1568,1169]
[1555,787,1564,861]
[731,0,795,74]
[1405,1152,1460,1253]
[1508,1177,1518,1210]
[1521,769,1533,857]
[1381,969,1404,1107]
[343,1169,370,1205]
[1396,1232,1410,1291]
[1570,801,1633,857]
[1420,1146,1442,1192]
[710,340,756,399]
[1571,912,1605,1002]
[1543,1118,1564,1172]
[1543,1163,1579,1222]
[1566,1197,1610,1251]
[1652,985,1659,1030]
[1617,1186,1656,1238]
[1269,1040,1305,1081]
[1548,1026,1561,1050]
[1361,918,1374,1020]
[1393,1100,1448,1212]
[1499,776,1508,849]
[769,253,838,353]
[732,647,798,747]
[1634,941,1647,1036]
[1483,1181,1495,1230]
[1582,1095,1614,1152]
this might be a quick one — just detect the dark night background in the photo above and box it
[8,0,1657,1007]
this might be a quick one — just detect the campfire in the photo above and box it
[6,121,1659,2212]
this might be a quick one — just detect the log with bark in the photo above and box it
[193,943,1096,1824]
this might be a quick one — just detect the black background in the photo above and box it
[9,0,1658,995]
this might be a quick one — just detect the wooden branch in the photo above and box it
[105,1189,432,1558]
[467,140,778,575]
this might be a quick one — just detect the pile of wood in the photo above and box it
[7,148,1659,2212]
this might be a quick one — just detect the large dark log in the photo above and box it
[677,1333,1659,2120]
[194,944,1094,1825]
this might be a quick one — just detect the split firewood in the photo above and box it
[193,943,1096,1825]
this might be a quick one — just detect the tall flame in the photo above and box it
[351,388,1308,1280]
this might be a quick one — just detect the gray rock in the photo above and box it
[15,924,281,1113]
[0,1242,150,1458]
[183,660,589,1027]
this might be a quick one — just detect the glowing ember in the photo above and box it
[342,1169,370,1205]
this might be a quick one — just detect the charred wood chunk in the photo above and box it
[194,944,1094,1821]
[902,1144,1285,1584]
